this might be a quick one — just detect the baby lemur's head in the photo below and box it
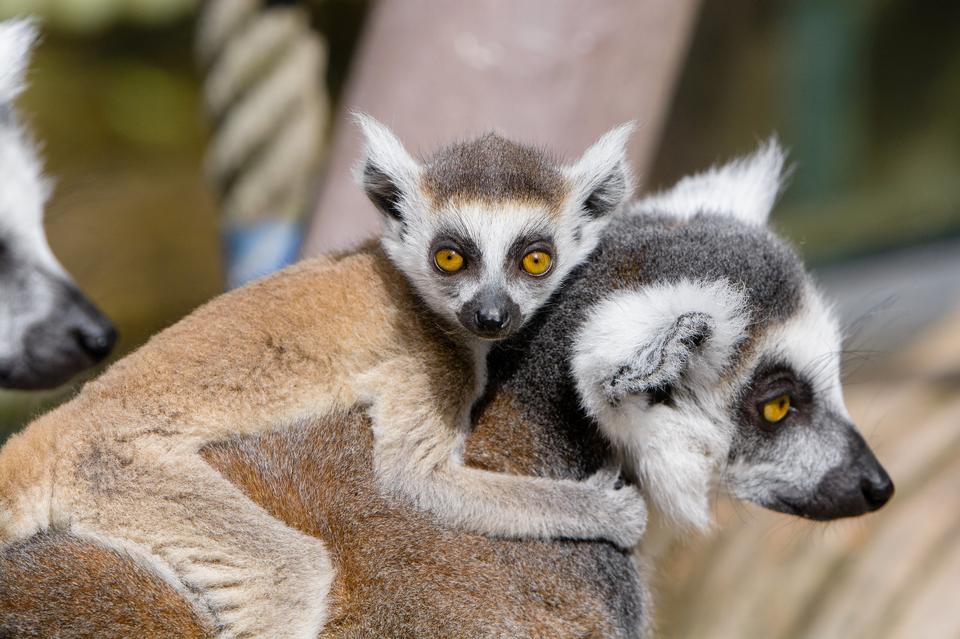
[355,115,633,341]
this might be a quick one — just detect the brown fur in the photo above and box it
[204,412,634,639]
[0,531,213,638]
[0,244,476,637]
[0,239,642,637]
[0,406,640,639]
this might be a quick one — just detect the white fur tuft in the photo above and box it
[572,279,751,531]
[0,18,38,104]
[633,138,787,226]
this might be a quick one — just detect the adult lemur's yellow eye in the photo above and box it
[434,248,464,273]
[762,394,791,424]
[521,251,552,276]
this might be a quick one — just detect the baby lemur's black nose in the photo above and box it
[459,290,521,339]
[476,307,509,332]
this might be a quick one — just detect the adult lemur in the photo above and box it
[0,142,893,638]
[0,118,643,637]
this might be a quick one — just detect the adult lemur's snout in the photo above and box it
[770,424,894,521]
[808,427,893,519]
[0,18,117,390]
[60,281,117,362]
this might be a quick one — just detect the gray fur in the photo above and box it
[489,212,808,413]
[486,204,890,544]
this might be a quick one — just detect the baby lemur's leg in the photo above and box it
[361,360,647,549]
[61,443,333,639]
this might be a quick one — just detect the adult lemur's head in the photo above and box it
[355,115,633,341]
[570,141,894,531]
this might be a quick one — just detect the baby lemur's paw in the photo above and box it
[603,481,647,549]
[585,465,647,549]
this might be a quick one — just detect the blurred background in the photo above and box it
[0,1,957,636]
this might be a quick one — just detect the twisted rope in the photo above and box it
[196,0,328,288]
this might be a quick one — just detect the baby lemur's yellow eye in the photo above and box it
[434,248,464,273]
[762,394,791,424]
[521,251,552,276]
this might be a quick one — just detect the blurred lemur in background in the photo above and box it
[0,19,115,390]
[0,118,643,637]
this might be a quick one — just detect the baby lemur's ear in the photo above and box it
[353,113,421,224]
[0,18,39,105]
[572,279,750,411]
[565,123,635,220]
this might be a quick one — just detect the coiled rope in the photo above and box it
[196,0,328,288]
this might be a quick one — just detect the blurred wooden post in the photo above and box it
[303,0,701,256]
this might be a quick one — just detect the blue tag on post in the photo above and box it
[223,220,303,289]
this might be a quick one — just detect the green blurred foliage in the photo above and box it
[0,2,369,442]
[0,0,197,32]
[650,0,960,265]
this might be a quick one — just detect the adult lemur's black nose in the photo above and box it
[860,467,895,511]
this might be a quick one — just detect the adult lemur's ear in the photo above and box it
[633,138,788,226]
[565,123,635,220]
[572,279,750,410]
[353,113,421,224]
[600,311,714,406]
[0,18,38,105]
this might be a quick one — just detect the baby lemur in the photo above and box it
[0,118,643,637]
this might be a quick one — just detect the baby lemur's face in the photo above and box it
[356,115,633,341]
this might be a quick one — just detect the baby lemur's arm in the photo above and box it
[415,459,645,549]
[360,357,647,549]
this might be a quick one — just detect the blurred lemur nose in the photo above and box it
[64,286,118,362]
[74,321,117,361]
